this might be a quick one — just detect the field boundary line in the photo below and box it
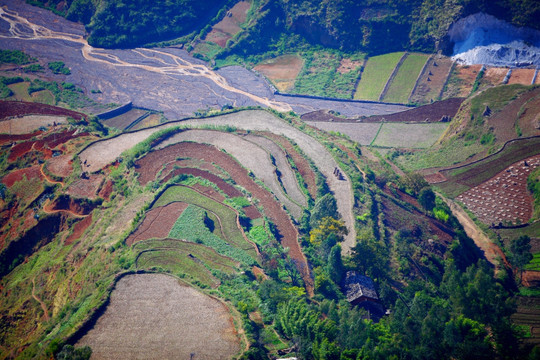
[369,123,384,146]
[351,58,367,99]
[379,52,408,102]
[439,61,456,99]
[440,135,540,175]
[408,55,432,103]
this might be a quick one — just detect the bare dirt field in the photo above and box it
[507,69,536,85]
[443,64,482,98]
[205,1,251,47]
[488,87,540,143]
[518,92,540,137]
[0,115,67,134]
[456,155,540,226]
[244,134,308,207]
[66,174,104,200]
[410,56,453,104]
[76,273,240,360]
[2,165,43,187]
[126,202,189,245]
[483,67,507,86]
[65,214,93,245]
[45,154,73,179]
[0,101,87,121]
[254,55,304,92]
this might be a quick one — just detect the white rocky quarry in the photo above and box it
[450,13,540,67]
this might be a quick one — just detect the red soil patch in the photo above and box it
[164,168,242,198]
[66,174,104,200]
[98,179,113,201]
[523,271,540,287]
[45,195,96,216]
[2,166,43,187]
[508,69,536,85]
[142,142,313,295]
[7,129,89,161]
[243,205,262,220]
[0,101,88,121]
[483,67,507,85]
[0,130,42,145]
[259,132,317,200]
[45,154,72,179]
[456,155,540,226]
[455,64,483,97]
[126,202,189,246]
[65,213,93,245]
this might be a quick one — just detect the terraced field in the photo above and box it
[76,274,241,360]
[371,123,449,148]
[382,53,429,104]
[354,52,404,101]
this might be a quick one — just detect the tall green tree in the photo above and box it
[509,235,533,282]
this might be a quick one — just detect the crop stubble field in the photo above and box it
[76,274,240,360]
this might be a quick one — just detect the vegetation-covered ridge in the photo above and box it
[28,0,540,54]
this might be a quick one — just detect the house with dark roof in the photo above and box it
[343,271,385,320]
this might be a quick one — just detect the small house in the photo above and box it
[343,271,385,320]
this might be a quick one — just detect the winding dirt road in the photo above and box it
[441,195,509,269]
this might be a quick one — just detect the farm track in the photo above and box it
[439,195,509,269]
[31,277,49,321]
[80,110,356,252]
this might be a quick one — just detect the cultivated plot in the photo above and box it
[371,123,449,148]
[76,274,240,360]
[354,52,404,101]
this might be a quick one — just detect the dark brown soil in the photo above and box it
[126,202,189,246]
[45,195,95,216]
[0,101,88,121]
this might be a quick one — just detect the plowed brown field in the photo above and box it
[126,202,189,245]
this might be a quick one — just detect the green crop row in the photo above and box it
[354,52,404,101]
